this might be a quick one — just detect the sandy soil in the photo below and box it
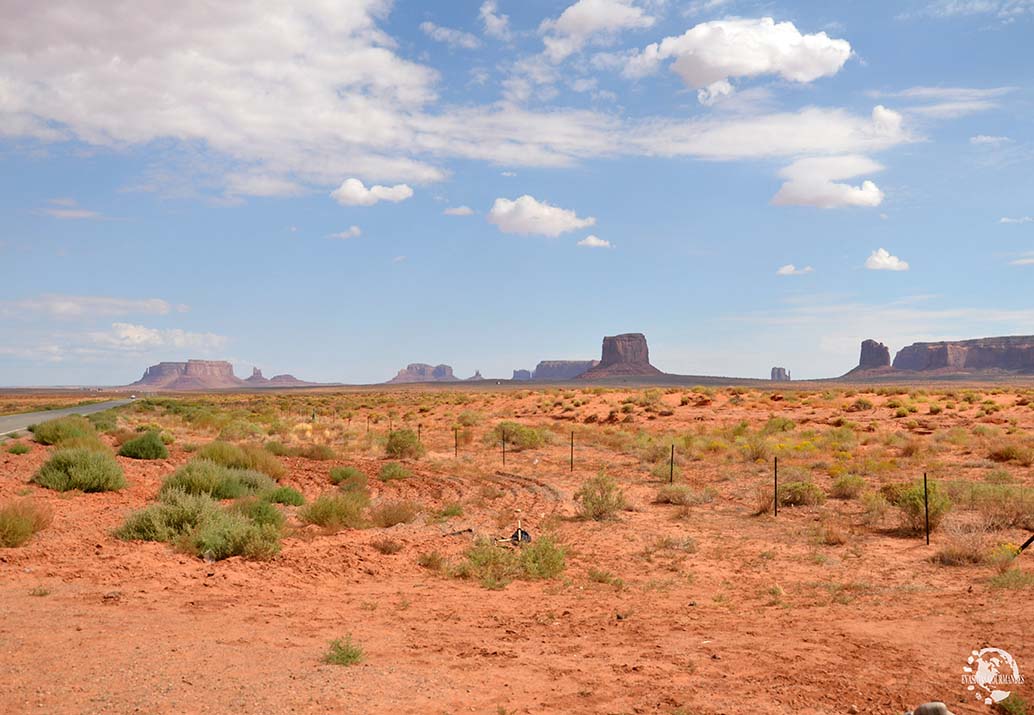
[1,387,1032,714]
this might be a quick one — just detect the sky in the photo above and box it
[1,0,1033,386]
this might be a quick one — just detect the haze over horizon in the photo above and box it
[2,1,1033,386]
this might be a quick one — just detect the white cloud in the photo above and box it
[480,1,512,40]
[501,171,517,177]
[877,86,1015,118]
[328,226,362,239]
[330,178,413,206]
[488,195,596,236]
[913,0,1034,18]
[624,18,851,104]
[1001,216,1034,224]
[541,0,656,63]
[578,234,611,247]
[865,248,910,271]
[443,205,475,216]
[88,322,227,352]
[420,21,481,49]
[776,264,813,275]
[970,134,1012,145]
[0,294,177,319]
[772,155,885,208]
[1010,253,1034,265]
[38,198,103,220]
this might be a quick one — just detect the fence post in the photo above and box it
[570,431,574,473]
[502,430,506,466]
[366,415,370,434]
[773,456,779,517]
[454,427,458,458]
[418,423,422,442]
[924,472,930,546]
[669,444,675,484]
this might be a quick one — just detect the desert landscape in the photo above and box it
[2,380,1033,714]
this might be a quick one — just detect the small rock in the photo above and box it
[848,706,859,714]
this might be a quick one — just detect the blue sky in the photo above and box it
[1,0,1033,385]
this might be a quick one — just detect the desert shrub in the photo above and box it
[896,481,951,533]
[265,486,304,506]
[230,497,284,528]
[385,429,425,459]
[490,421,548,451]
[6,443,30,455]
[378,462,410,481]
[29,415,96,446]
[115,489,219,542]
[990,569,1034,590]
[753,484,774,516]
[369,500,420,528]
[988,441,1034,467]
[183,510,281,561]
[845,397,873,412]
[418,550,446,570]
[323,636,363,666]
[456,410,481,427]
[933,526,988,566]
[32,448,126,492]
[264,440,292,456]
[196,441,285,479]
[436,502,464,519]
[454,537,565,588]
[330,466,368,490]
[371,537,403,554]
[574,472,627,520]
[996,694,1029,715]
[0,500,52,547]
[778,481,826,507]
[879,482,911,506]
[86,410,119,432]
[517,536,566,579]
[299,492,367,530]
[761,416,795,434]
[159,460,276,500]
[944,482,1034,530]
[118,431,169,460]
[830,475,865,500]
[861,491,890,526]
[654,484,715,506]
[741,433,771,462]
[217,420,263,441]
[296,443,337,461]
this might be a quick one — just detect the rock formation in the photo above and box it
[532,360,599,380]
[388,363,458,383]
[770,367,791,381]
[129,360,244,390]
[465,371,485,381]
[512,369,532,381]
[265,374,316,387]
[893,335,1034,372]
[579,333,664,379]
[859,340,891,370]
[245,368,268,384]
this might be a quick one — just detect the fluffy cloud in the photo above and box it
[1001,216,1034,224]
[624,18,851,103]
[865,248,910,271]
[541,0,656,63]
[330,178,413,206]
[771,155,885,208]
[88,322,227,352]
[776,264,813,275]
[480,1,512,40]
[420,21,481,49]
[488,195,596,236]
[0,294,179,319]
[328,226,362,239]
[578,234,611,247]
[971,134,1012,145]
[443,206,475,215]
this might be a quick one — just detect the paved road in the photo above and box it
[0,399,134,438]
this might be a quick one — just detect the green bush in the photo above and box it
[196,441,285,479]
[265,486,304,506]
[32,448,126,492]
[115,489,219,542]
[490,421,547,451]
[517,536,566,579]
[29,415,96,446]
[453,536,566,589]
[330,466,367,491]
[830,475,865,499]
[87,410,119,432]
[183,510,281,561]
[118,431,169,460]
[230,497,284,529]
[574,472,627,520]
[323,636,363,666]
[456,410,481,427]
[385,429,425,459]
[263,440,292,456]
[299,492,368,530]
[741,433,771,462]
[378,462,410,481]
[778,481,826,507]
[896,481,951,533]
[369,500,420,528]
[159,460,275,500]
[296,443,337,461]
[0,500,52,547]
[6,443,30,455]
[654,484,715,506]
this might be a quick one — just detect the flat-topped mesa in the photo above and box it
[532,360,599,380]
[130,360,244,390]
[893,335,1034,372]
[388,363,458,384]
[859,339,891,370]
[771,367,791,381]
[579,333,664,378]
[512,369,532,381]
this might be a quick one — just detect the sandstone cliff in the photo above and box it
[771,367,791,381]
[129,360,244,390]
[532,360,599,380]
[388,363,458,383]
[512,369,532,381]
[893,336,1034,373]
[579,333,664,378]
